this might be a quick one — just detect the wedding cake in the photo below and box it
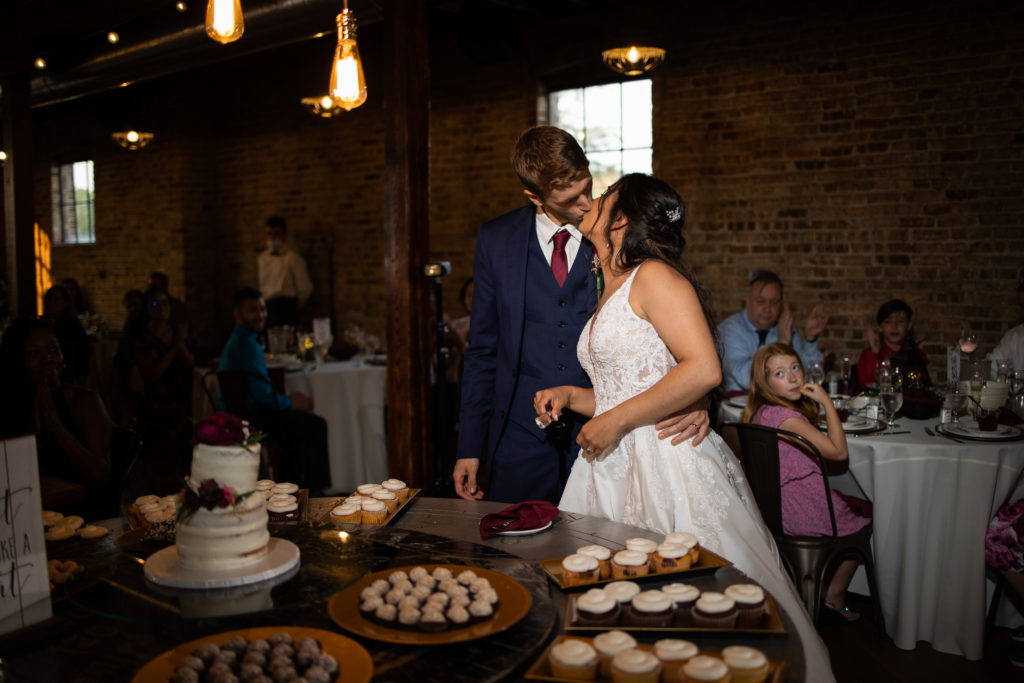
[175,414,270,572]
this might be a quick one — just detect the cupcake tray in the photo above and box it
[524,635,788,683]
[268,488,309,524]
[540,548,732,592]
[564,593,786,636]
[321,488,421,526]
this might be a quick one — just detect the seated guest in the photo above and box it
[42,285,90,384]
[717,270,829,395]
[985,497,1024,666]
[0,318,112,517]
[149,271,189,330]
[990,278,1024,375]
[743,343,871,622]
[219,288,330,493]
[856,299,930,389]
[61,276,91,316]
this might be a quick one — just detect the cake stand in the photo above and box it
[143,537,301,589]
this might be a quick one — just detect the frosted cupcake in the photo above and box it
[576,544,613,579]
[691,592,737,629]
[604,581,641,608]
[680,655,730,683]
[330,502,362,524]
[574,588,620,627]
[357,483,383,496]
[722,645,770,683]
[381,478,410,502]
[724,584,767,628]
[652,639,699,683]
[371,489,399,513]
[625,537,659,570]
[272,482,299,495]
[611,550,649,579]
[267,495,299,521]
[562,553,601,586]
[664,532,700,564]
[660,583,701,627]
[548,639,599,681]
[626,590,674,628]
[592,630,636,679]
[360,499,389,524]
[610,649,661,683]
[653,542,692,572]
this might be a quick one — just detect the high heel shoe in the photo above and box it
[821,598,861,624]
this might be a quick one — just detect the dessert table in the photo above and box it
[829,418,1024,659]
[4,497,812,681]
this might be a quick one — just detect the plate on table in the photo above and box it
[524,635,788,683]
[131,626,373,683]
[497,520,554,536]
[323,489,420,526]
[564,592,785,635]
[327,563,532,645]
[541,548,732,592]
[936,421,1023,442]
[819,415,884,434]
[725,396,747,409]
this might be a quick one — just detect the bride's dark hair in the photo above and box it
[600,173,715,335]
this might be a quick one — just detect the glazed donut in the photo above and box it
[45,526,76,541]
[42,510,64,527]
[55,515,84,531]
[78,525,109,539]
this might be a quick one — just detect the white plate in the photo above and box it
[497,520,553,536]
[942,421,1022,440]
[725,396,747,409]
[820,416,882,434]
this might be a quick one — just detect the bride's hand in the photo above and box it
[533,387,572,428]
[576,412,626,462]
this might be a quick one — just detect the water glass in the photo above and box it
[839,356,852,394]
[807,360,825,385]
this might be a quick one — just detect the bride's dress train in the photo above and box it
[558,265,834,681]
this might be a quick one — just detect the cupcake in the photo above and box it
[664,532,700,565]
[653,542,692,572]
[272,482,299,496]
[330,503,362,524]
[625,538,659,570]
[468,598,494,623]
[562,553,601,586]
[548,639,599,681]
[373,603,397,626]
[576,544,613,579]
[381,478,410,501]
[359,595,384,619]
[397,606,421,630]
[660,583,701,627]
[357,483,383,496]
[360,499,389,524]
[592,630,637,679]
[652,639,699,683]
[610,649,661,683]
[611,550,650,579]
[604,581,641,608]
[256,479,275,493]
[691,592,738,629]
[626,590,674,627]
[680,655,730,683]
[371,489,399,513]
[267,496,299,522]
[724,584,767,628]
[574,588,620,627]
[721,645,770,683]
[419,607,448,633]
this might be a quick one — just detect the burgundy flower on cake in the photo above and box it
[194,411,263,447]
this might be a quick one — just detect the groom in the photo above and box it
[454,126,708,504]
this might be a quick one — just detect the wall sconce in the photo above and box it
[601,46,666,76]
[206,0,244,44]
[328,0,367,111]
[112,130,154,150]
[301,95,343,118]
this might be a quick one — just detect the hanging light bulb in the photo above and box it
[107,32,120,44]
[328,1,366,111]
[34,57,47,69]
[176,1,188,11]
[205,0,244,44]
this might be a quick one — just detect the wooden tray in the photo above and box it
[564,592,786,636]
[524,635,787,682]
[322,488,420,526]
[541,547,732,591]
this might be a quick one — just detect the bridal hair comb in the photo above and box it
[666,207,681,223]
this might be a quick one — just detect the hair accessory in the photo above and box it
[666,207,681,223]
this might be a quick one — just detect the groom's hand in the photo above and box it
[656,396,711,447]
[453,458,484,500]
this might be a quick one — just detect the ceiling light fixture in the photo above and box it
[601,46,666,76]
[176,1,188,11]
[107,32,120,44]
[112,130,154,150]
[34,57,47,69]
[206,0,244,44]
[328,0,366,111]
[301,95,343,118]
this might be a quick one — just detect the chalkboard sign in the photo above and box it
[0,436,53,635]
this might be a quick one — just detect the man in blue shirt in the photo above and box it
[717,270,829,396]
[219,287,330,492]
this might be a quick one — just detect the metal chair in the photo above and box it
[721,421,886,636]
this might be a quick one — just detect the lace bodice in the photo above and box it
[578,266,674,416]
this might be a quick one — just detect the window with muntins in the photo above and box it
[51,160,96,245]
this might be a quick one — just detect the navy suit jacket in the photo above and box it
[457,204,595,468]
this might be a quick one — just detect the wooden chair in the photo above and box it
[721,421,886,636]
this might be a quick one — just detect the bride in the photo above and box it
[534,173,835,681]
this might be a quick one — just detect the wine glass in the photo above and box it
[958,326,978,356]
[873,359,891,388]
[948,390,967,424]
[807,360,825,386]
[880,374,903,433]
[839,356,852,395]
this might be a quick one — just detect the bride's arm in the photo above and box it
[575,262,720,456]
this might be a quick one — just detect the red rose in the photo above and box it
[194,411,252,446]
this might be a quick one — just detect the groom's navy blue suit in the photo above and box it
[457,204,597,504]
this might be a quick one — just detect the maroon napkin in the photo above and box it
[480,501,558,539]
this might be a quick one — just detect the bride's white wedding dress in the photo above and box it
[559,264,834,681]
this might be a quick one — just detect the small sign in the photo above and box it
[0,436,53,635]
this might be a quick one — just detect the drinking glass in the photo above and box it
[839,356,852,395]
[873,359,891,388]
[948,387,967,423]
[996,360,1013,383]
[807,360,825,385]
[1011,371,1024,397]
[880,375,903,432]
[958,326,978,356]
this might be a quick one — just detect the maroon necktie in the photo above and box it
[551,230,570,287]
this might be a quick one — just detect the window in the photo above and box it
[51,160,95,244]
[546,80,653,197]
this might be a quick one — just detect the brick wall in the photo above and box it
[23,0,1024,382]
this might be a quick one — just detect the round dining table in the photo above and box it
[6,497,812,681]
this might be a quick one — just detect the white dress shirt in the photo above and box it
[257,247,313,306]
[534,209,583,270]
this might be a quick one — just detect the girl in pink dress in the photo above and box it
[742,342,872,622]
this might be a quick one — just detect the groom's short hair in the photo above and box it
[510,126,590,199]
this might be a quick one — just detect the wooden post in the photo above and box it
[2,71,37,318]
[384,0,432,487]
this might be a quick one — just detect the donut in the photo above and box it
[145,509,174,524]
[55,515,84,531]
[135,494,160,506]
[45,526,76,541]
[42,510,64,526]
[77,525,109,539]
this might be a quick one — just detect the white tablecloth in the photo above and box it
[833,418,1024,659]
[284,359,387,495]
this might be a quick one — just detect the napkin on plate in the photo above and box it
[479,501,558,539]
